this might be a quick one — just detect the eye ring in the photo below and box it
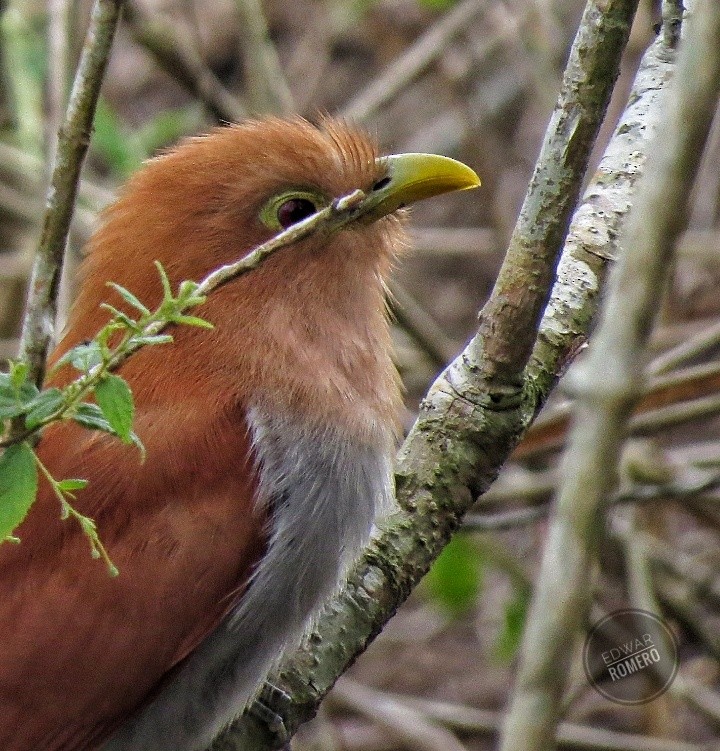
[259,189,326,231]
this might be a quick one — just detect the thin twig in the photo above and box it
[194,189,366,295]
[518,360,720,459]
[658,574,720,663]
[47,0,80,333]
[0,178,96,241]
[333,689,703,751]
[518,24,694,456]
[479,0,642,387]
[463,467,720,532]
[123,1,246,123]
[476,467,557,506]
[0,139,114,211]
[649,318,720,374]
[389,283,458,368]
[330,679,468,751]
[613,516,720,669]
[463,505,549,532]
[630,392,720,436]
[620,503,677,736]
[46,0,72,163]
[614,520,720,610]
[0,183,48,225]
[16,0,124,393]
[340,0,487,122]
[672,675,720,726]
[234,0,295,115]
[1,187,373,452]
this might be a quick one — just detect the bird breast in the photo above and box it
[104,406,396,750]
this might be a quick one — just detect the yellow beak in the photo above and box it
[360,153,480,221]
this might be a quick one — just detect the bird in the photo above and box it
[0,116,479,751]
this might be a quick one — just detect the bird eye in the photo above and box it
[259,189,325,232]
[276,198,317,229]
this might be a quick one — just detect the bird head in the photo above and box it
[53,117,479,429]
[67,116,478,325]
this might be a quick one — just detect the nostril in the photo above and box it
[371,176,391,192]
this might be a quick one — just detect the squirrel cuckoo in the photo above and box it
[0,117,479,750]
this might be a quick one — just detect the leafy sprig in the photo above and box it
[0,262,212,572]
[0,185,371,573]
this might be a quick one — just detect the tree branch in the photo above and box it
[500,0,720,747]
[480,0,641,386]
[330,681,703,751]
[517,17,683,456]
[207,1,642,748]
[123,1,246,123]
[15,0,123,394]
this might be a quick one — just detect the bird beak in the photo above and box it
[359,153,480,222]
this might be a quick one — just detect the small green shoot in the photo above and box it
[0,262,214,571]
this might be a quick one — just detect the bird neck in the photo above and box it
[53,223,404,447]
[57,241,402,448]
[212,245,403,445]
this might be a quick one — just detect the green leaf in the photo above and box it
[129,334,174,347]
[0,396,27,420]
[2,363,37,400]
[424,535,483,617]
[0,373,39,419]
[176,280,204,306]
[72,402,114,434]
[177,280,201,297]
[99,304,141,330]
[495,587,531,662]
[155,261,173,301]
[172,315,214,330]
[8,361,28,390]
[94,374,134,443]
[0,443,38,541]
[106,282,151,316]
[17,380,39,403]
[54,341,104,373]
[56,478,89,492]
[24,388,64,428]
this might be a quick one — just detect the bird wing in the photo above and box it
[0,400,266,751]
